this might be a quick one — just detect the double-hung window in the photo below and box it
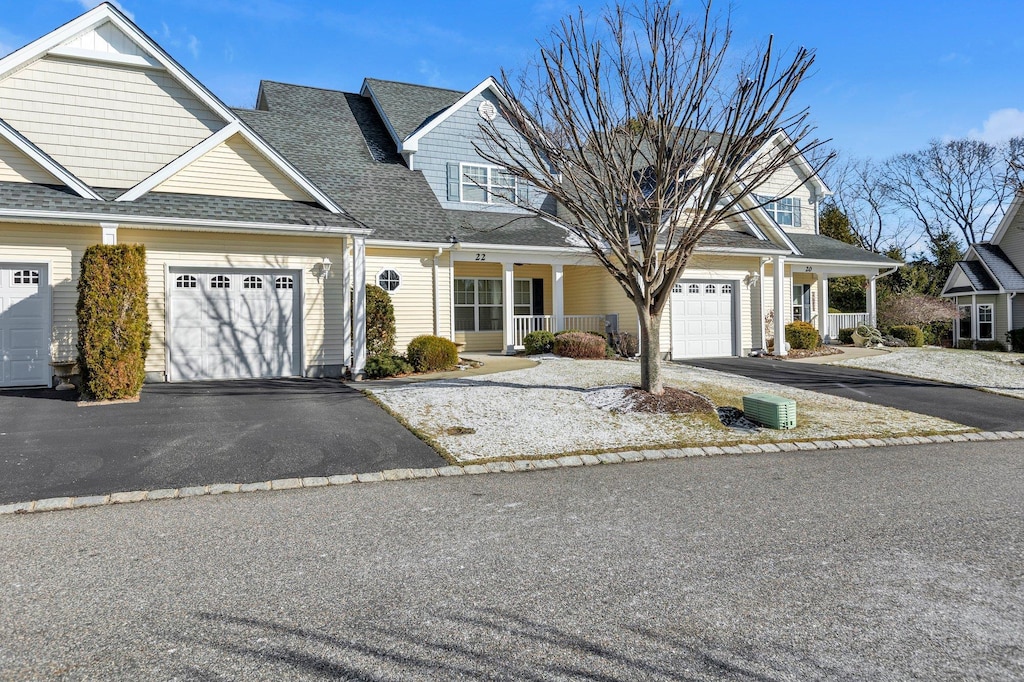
[977,304,994,340]
[757,195,802,227]
[455,278,503,331]
[461,164,518,204]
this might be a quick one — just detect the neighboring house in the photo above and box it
[0,3,899,389]
[941,192,1024,348]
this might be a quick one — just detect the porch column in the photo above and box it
[817,275,830,342]
[773,255,787,356]
[352,235,367,379]
[342,237,352,367]
[552,264,564,332]
[867,276,878,327]
[101,222,117,245]
[503,262,515,354]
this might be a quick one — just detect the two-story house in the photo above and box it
[0,3,899,388]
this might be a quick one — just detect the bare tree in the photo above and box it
[476,1,829,394]
[827,156,912,254]
[882,139,1012,246]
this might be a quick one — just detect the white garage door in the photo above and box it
[168,270,300,381]
[0,264,50,387]
[670,281,736,359]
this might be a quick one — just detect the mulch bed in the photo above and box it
[623,386,716,414]
[761,345,845,361]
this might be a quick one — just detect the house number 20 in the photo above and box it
[475,253,487,261]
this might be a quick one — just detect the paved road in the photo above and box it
[0,379,443,504]
[1,442,1020,680]
[684,357,1024,431]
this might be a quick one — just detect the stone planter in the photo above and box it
[851,331,866,347]
[49,361,78,391]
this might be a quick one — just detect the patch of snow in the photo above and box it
[583,385,634,411]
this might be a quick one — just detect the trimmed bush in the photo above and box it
[366,285,396,359]
[889,325,924,347]
[553,331,607,359]
[785,321,820,350]
[523,330,555,355]
[837,327,855,345]
[76,244,150,400]
[976,340,1007,352]
[406,335,459,372]
[365,354,413,379]
[956,339,975,350]
[1008,328,1024,352]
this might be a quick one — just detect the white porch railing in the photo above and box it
[828,312,870,341]
[513,314,611,348]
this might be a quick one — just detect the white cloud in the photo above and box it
[968,108,1024,143]
[75,0,134,20]
[187,35,200,60]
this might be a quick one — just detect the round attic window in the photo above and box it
[478,100,498,121]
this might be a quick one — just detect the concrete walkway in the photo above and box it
[785,345,890,365]
[360,353,537,387]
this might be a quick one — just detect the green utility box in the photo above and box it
[742,393,797,429]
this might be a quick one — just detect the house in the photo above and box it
[941,192,1024,348]
[0,3,899,389]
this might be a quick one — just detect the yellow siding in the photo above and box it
[0,137,58,184]
[748,143,817,235]
[154,134,313,201]
[563,265,637,336]
[365,247,451,352]
[0,56,223,188]
[453,261,504,352]
[0,222,99,361]
[119,228,348,377]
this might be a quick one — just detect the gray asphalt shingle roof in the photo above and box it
[237,82,456,243]
[362,78,464,141]
[0,182,358,229]
[974,243,1024,290]
[956,260,999,292]
[785,232,901,265]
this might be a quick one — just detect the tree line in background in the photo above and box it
[819,136,1024,344]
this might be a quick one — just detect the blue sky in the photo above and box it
[3,0,1024,161]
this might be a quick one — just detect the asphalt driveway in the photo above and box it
[683,357,1024,431]
[0,379,444,504]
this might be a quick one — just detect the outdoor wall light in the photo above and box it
[316,257,332,281]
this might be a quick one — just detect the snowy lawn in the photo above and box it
[831,347,1024,399]
[369,358,969,462]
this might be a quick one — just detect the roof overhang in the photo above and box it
[0,118,101,200]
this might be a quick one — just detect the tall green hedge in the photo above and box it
[366,284,396,359]
[76,244,151,400]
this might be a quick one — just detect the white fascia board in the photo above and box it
[0,119,102,200]
[360,80,406,149]
[940,263,969,297]
[733,188,802,255]
[694,246,789,256]
[367,239,453,250]
[991,192,1024,245]
[0,208,371,236]
[401,77,503,154]
[739,130,832,197]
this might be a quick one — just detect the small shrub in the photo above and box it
[881,335,908,347]
[553,331,607,359]
[837,327,855,345]
[888,325,924,347]
[523,330,555,355]
[76,244,150,400]
[613,331,639,357]
[1007,328,1024,352]
[365,354,412,379]
[366,285,396,359]
[406,335,459,372]
[975,340,1007,352]
[956,339,974,350]
[785,321,820,350]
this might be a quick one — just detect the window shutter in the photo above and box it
[519,182,530,206]
[446,162,460,201]
[793,200,802,227]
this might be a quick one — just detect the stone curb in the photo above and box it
[2,430,1019,517]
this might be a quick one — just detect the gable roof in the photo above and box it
[0,117,101,200]
[949,260,999,293]
[973,243,1024,290]
[238,81,455,243]
[361,78,465,143]
[785,232,900,265]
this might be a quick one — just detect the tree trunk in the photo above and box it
[637,305,664,395]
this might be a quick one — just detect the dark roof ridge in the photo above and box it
[363,77,465,96]
[258,79,360,97]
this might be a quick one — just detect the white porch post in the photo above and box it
[101,222,117,245]
[342,237,352,369]
[867,276,878,327]
[817,275,830,342]
[503,262,515,354]
[552,263,564,332]
[352,235,367,379]
[773,255,787,356]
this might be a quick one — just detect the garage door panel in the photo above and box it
[169,269,297,382]
[671,280,735,360]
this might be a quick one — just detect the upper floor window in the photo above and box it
[460,163,518,204]
[757,195,802,227]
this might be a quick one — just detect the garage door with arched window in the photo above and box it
[670,280,737,359]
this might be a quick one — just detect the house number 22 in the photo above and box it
[475,253,487,261]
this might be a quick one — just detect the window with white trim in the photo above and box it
[672,284,684,294]
[175,274,197,289]
[461,164,518,204]
[454,278,503,332]
[275,276,294,289]
[688,284,700,294]
[958,304,972,339]
[514,280,532,316]
[757,195,802,227]
[377,269,401,292]
[722,284,733,294]
[210,275,230,289]
[978,304,994,340]
[243,275,263,289]
[705,284,717,294]
[13,269,39,285]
